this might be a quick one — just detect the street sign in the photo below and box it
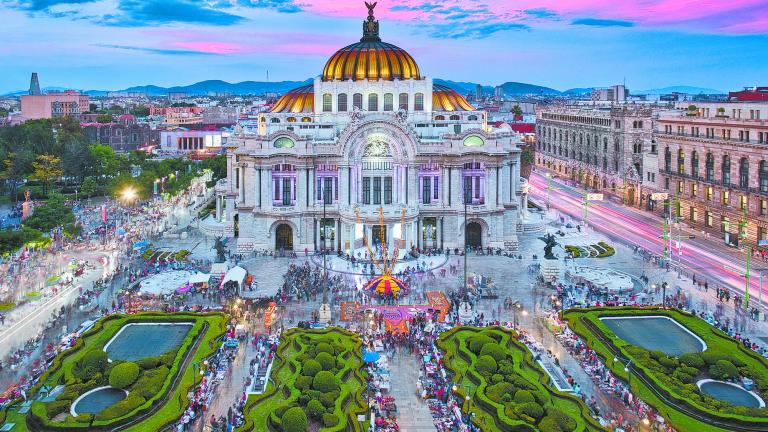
[586,193,604,201]
[651,193,669,201]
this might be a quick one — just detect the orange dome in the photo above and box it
[322,41,420,82]
[270,84,314,113]
[432,84,475,111]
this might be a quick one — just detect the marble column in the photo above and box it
[450,167,462,207]
[296,167,307,211]
[442,166,450,207]
[262,168,273,212]
[407,165,418,206]
[487,166,497,208]
[501,162,511,205]
[339,167,349,207]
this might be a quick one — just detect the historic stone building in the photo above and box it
[535,105,654,206]
[657,102,768,248]
[214,6,524,253]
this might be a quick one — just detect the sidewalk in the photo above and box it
[389,352,434,432]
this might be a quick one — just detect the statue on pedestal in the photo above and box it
[542,233,558,260]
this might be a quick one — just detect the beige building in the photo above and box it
[535,105,654,206]
[657,102,768,247]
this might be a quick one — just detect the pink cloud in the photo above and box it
[172,41,248,54]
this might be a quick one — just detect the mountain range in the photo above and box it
[3,80,726,97]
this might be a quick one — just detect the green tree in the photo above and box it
[0,150,33,201]
[24,194,75,231]
[130,105,150,117]
[96,114,113,123]
[62,140,93,182]
[31,154,63,194]
[90,144,119,177]
[81,176,98,198]
[512,104,523,118]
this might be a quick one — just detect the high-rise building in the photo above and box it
[591,85,629,102]
[476,84,483,101]
[28,73,41,96]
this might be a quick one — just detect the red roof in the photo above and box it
[510,123,535,133]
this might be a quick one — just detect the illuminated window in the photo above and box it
[691,183,697,197]
[706,186,713,201]
[721,190,729,205]
[740,195,748,210]
[705,211,712,227]
[677,181,683,194]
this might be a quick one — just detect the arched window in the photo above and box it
[301,117,311,123]
[603,137,608,151]
[353,93,363,109]
[322,93,332,112]
[414,93,424,111]
[614,138,620,152]
[706,153,714,181]
[337,93,348,112]
[270,118,280,123]
[760,161,768,193]
[677,149,685,174]
[664,147,671,171]
[434,115,445,121]
[399,93,408,110]
[368,93,378,111]
[383,93,393,111]
[722,155,731,185]
[468,115,478,121]
[739,157,749,188]
[450,115,460,120]
[691,151,699,177]
[287,117,297,123]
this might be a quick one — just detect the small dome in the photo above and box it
[432,84,475,111]
[270,84,314,113]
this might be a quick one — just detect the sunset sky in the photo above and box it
[2,0,767,93]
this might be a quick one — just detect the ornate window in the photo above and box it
[691,151,699,177]
[706,153,714,181]
[468,115,478,121]
[463,136,484,147]
[722,155,731,185]
[383,93,393,111]
[740,157,749,188]
[353,93,363,109]
[677,149,685,174]
[337,93,348,112]
[274,137,295,148]
[450,115,460,120]
[414,93,424,111]
[368,93,378,111]
[434,115,445,121]
[399,93,408,110]
[322,93,332,112]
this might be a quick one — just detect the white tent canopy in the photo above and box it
[188,273,211,285]
[139,270,191,296]
[222,266,247,293]
[210,262,229,276]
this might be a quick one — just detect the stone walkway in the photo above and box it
[389,351,434,432]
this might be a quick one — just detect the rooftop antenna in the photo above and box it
[266,70,269,82]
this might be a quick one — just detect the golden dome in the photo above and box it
[270,84,314,113]
[322,3,420,82]
[432,84,475,111]
[322,41,420,82]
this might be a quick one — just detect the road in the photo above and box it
[528,170,768,310]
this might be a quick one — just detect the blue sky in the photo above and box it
[1,0,767,93]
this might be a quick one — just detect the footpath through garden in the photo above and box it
[389,350,434,432]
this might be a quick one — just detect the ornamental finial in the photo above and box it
[361,1,381,42]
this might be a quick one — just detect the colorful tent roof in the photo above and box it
[363,275,407,296]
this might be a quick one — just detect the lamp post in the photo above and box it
[452,383,474,427]
[545,172,552,210]
[614,356,633,389]
[511,301,524,330]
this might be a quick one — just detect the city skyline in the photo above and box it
[1,0,768,94]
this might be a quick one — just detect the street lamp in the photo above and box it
[452,383,474,427]
[511,301,524,330]
[614,356,633,389]
[544,172,552,210]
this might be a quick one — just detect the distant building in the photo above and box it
[494,86,504,99]
[167,92,188,101]
[82,114,158,152]
[728,87,768,102]
[591,85,628,102]
[475,84,483,101]
[159,129,225,154]
[21,90,89,120]
[29,73,41,96]
[203,106,241,125]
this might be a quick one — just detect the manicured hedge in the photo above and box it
[564,307,768,432]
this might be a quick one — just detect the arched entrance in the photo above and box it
[466,222,482,248]
[371,225,387,245]
[275,224,293,250]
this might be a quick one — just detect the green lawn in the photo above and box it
[237,328,367,432]
[436,326,605,432]
[0,312,227,431]
[563,307,768,432]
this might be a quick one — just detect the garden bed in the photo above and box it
[436,326,604,432]
[1,312,227,432]
[563,307,768,432]
[237,328,367,432]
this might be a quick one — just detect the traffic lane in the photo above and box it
[529,182,765,304]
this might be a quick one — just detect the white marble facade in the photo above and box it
[215,10,524,253]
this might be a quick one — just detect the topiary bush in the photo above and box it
[476,355,498,376]
[319,391,338,408]
[295,375,313,391]
[710,360,739,380]
[95,393,145,420]
[322,413,339,427]
[316,342,334,355]
[468,334,495,354]
[315,352,336,371]
[307,399,325,419]
[479,343,506,362]
[679,353,705,370]
[132,365,169,399]
[281,407,308,432]
[514,389,535,404]
[76,350,109,380]
[516,401,544,420]
[136,357,161,370]
[109,362,140,389]
[312,371,338,393]
[45,400,71,418]
[303,359,322,377]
